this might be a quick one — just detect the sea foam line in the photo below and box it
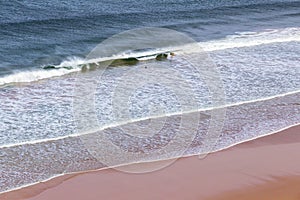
[0,68,81,86]
[1,88,300,149]
[1,121,300,196]
[201,27,300,52]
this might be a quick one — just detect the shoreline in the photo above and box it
[1,124,300,200]
[1,88,300,197]
[1,121,300,196]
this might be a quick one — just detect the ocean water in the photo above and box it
[1,0,300,193]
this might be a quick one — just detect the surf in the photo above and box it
[1,88,300,149]
[0,27,299,87]
[1,89,300,194]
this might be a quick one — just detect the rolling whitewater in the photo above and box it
[1,0,300,194]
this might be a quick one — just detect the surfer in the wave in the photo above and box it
[169,52,175,61]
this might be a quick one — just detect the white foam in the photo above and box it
[55,56,87,68]
[1,88,299,149]
[0,27,299,86]
[0,68,80,86]
[201,27,300,51]
[1,121,300,195]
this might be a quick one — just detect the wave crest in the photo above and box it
[0,27,299,86]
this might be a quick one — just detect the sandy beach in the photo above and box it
[1,124,299,200]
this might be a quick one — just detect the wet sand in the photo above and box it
[1,125,300,200]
